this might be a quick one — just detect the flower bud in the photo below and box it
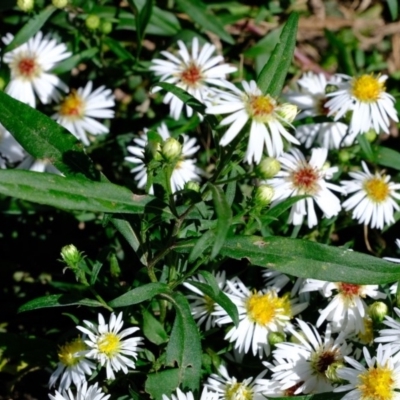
[364,129,377,143]
[254,185,274,207]
[100,20,113,35]
[60,244,82,269]
[268,332,285,347]
[17,0,34,12]
[368,301,388,324]
[109,254,121,278]
[52,0,68,8]
[325,361,345,383]
[85,14,101,30]
[338,149,351,163]
[277,103,298,124]
[256,157,281,179]
[0,77,6,91]
[162,137,182,161]
[185,181,200,192]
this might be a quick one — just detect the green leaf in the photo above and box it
[387,0,398,21]
[265,195,308,219]
[136,0,153,43]
[357,133,375,162]
[175,236,400,284]
[0,170,166,215]
[164,291,202,393]
[142,308,169,345]
[186,280,239,326]
[4,6,57,53]
[375,146,400,171]
[103,36,136,62]
[52,48,99,75]
[19,294,104,313]
[175,0,234,44]
[188,230,215,262]
[145,369,180,400]
[257,13,299,97]
[209,184,233,259]
[90,261,103,286]
[108,283,169,307]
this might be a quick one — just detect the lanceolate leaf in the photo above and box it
[257,13,299,97]
[175,235,400,284]
[109,283,170,307]
[375,146,400,171]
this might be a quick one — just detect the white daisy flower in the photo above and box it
[150,37,236,120]
[205,80,299,163]
[3,31,71,108]
[267,147,343,228]
[17,154,62,174]
[76,312,143,380]
[214,277,308,357]
[301,279,386,334]
[285,72,353,149]
[0,124,25,168]
[375,307,400,353]
[341,161,400,230]
[326,73,399,136]
[183,270,227,330]
[265,319,352,394]
[162,387,219,400]
[205,365,268,400]
[49,337,95,391]
[48,382,110,400]
[335,344,400,400]
[125,123,201,194]
[52,81,115,146]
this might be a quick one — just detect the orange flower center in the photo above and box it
[338,283,361,297]
[180,63,202,86]
[17,57,39,78]
[292,166,319,194]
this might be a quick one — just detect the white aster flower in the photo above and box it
[3,31,71,107]
[17,154,62,174]
[301,279,386,334]
[205,365,268,400]
[49,337,95,391]
[52,81,115,146]
[205,80,299,163]
[125,123,202,193]
[162,387,219,400]
[48,382,110,400]
[375,307,400,354]
[77,312,143,380]
[214,277,308,357]
[335,344,400,400]
[267,147,343,228]
[0,124,25,168]
[265,319,352,394]
[341,161,400,230]
[326,73,399,136]
[150,37,236,120]
[183,270,227,330]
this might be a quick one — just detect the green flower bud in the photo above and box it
[109,254,121,278]
[100,20,113,35]
[364,129,377,143]
[52,0,68,8]
[254,184,274,207]
[268,332,286,347]
[85,14,101,30]
[185,181,200,192]
[162,137,182,161]
[17,0,34,12]
[60,244,83,269]
[368,301,388,324]
[256,157,281,179]
[338,149,351,163]
[325,361,345,383]
[0,77,6,91]
[278,103,298,124]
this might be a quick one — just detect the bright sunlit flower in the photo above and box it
[267,147,343,228]
[206,80,299,163]
[341,161,400,229]
[48,381,110,400]
[326,73,398,136]
[77,312,143,380]
[3,31,71,108]
[301,279,386,334]
[150,37,236,120]
[53,81,115,146]
[49,337,95,391]
[335,344,400,400]
[214,277,308,357]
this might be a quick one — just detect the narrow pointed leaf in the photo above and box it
[375,146,400,171]
[109,283,169,307]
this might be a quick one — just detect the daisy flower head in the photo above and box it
[0,124,25,168]
[301,279,386,334]
[326,73,399,136]
[3,31,71,108]
[125,123,202,194]
[205,365,268,400]
[341,161,400,230]
[48,382,110,400]
[335,344,400,400]
[205,80,299,163]
[49,337,95,391]
[266,320,352,395]
[76,312,143,380]
[53,81,115,146]
[150,37,237,120]
[267,147,343,228]
[214,277,308,358]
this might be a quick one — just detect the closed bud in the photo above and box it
[52,0,68,8]
[268,332,285,347]
[364,129,377,143]
[60,244,82,269]
[100,20,113,35]
[255,185,274,206]
[85,14,101,30]
[256,157,281,179]
[162,137,182,161]
[109,254,121,278]
[368,301,388,324]
[325,361,345,383]
[338,149,351,163]
[277,103,298,124]
[17,0,34,12]
[185,181,200,192]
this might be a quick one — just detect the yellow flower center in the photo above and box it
[97,333,121,357]
[247,95,276,122]
[180,63,202,87]
[352,74,384,102]
[364,177,390,203]
[291,165,320,195]
[58,338,87,367]
[358,317,374,345]
[357,364,394,400]
[246,291,291,326]
[59,91,85,118]
[225,382,253,400]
